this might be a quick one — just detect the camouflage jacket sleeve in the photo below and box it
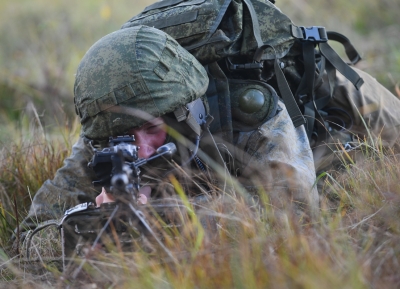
[20,137,98,230]
[233,100,319,215]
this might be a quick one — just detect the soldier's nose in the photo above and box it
[137,144,155,159]
[134,132,156,159]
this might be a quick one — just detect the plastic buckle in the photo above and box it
[300,26,328,43]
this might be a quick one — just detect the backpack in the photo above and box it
[121,0,364,147]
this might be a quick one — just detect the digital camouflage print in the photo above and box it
[19,23,319,234]
[121,0,296,64]
[74,25,209,140]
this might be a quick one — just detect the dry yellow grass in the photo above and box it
[1,0,400,288]
[1,126,400,288]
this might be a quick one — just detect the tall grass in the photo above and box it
[70,146,399,289]
[0,110,79,249]
[1,119,400,288]
[1,0,400,288]
[0,0,150,128]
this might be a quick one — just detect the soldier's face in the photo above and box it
[127,117,167,159]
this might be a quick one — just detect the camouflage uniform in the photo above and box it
[20,25,318,232]
[313,68,400,172]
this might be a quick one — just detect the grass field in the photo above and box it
[1,0,400,288]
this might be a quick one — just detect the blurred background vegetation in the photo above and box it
[0,1,399,286]
[0,0,399,139]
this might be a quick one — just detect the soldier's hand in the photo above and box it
[137,185,151,205]
[95,187,115,206]
[96,186,151,206]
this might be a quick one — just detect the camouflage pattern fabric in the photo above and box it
[222,100,319,216]
[313,68,400,172]
[19,21,400,238]
[74,25,209,140]
[241,0,296,60]
[20,64,400,231]
[21,20,400,233]
[121,0,296,64]
[20,102,318,232]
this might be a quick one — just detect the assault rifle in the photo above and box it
[58,135,181,267]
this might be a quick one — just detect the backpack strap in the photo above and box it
[207,62,234,144]
[302,40,327,141]
[244,0,306,128]
[252,42,306,128]
[290,25,364,142]
[291,25,364,90]
[326,31,362,65]
[273,56,306,127]
[319,42,364,90]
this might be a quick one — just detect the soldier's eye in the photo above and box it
[146,124,164,134]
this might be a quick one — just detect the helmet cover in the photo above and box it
[74,25,209,140]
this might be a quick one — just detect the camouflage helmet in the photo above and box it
[74,25,209,140]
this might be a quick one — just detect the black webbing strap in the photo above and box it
[326,31,362,65]
[291,24,364,91]
[314,94,332,114]
[319,42,364,90]
[185,0,232,51]
[303,42,316,104]
[302,41,327,141]
[325,60,337,100]
[208,62,233,144]
[290,25,364,140]
[245,9,305,128]
[294,57,332,140]
[274,57,306,127]
[303,103,315,139]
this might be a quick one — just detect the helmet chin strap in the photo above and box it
[172,98,206,166]
[178,134,200,168]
